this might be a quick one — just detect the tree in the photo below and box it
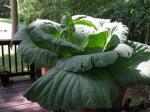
[18,0,150,44]
[18,0,110,24]
[0,0,10,18]
[97,0,150,44]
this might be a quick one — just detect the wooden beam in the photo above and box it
[10,0,18,37]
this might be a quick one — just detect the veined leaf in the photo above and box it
[86,31,108,50]
[73,16,128,52]
[114,43,133,58]
[28,19,82,56]
[109,41,150,86]
[29,27,82,55]
[28,19,61,42]
[60,14,91,51]
[27,20,61,52]
[28,19,60,31]
[56,51,118,72]
[24,67,120,111]
[103,34,120,51]
[17,31,57,67]
[13,28,31,41]
[103,22,128,51]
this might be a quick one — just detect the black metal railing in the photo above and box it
[0,39,36,86]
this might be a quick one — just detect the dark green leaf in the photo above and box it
[24,67,120,111]
[86,31,108,50]
[17,32,57,67]
[109,41,150,86]
[56,51,118,72]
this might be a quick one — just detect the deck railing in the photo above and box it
[0,39,36,86]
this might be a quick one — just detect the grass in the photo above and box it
[0,55,29,72]
[0,45,28,73]
[0,54,29,73]
[0,18,25,28]
[0,18,11,23]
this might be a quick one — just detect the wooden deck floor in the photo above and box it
[0,80,47,112]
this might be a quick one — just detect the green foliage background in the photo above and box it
[0,0,10,18]
[18,0,149,43]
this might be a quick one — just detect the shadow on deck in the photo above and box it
[0,80,47,112]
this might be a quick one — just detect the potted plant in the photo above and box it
[14,13,150,112]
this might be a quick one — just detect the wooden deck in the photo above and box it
[0,80,47,112]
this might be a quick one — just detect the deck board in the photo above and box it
[0,80,47,112]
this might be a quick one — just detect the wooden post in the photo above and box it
[10,0,18,37]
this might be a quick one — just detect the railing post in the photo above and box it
[10,0,18,37]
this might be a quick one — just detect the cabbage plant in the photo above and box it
[14,13,150,111]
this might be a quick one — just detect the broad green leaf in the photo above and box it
[56,51,118,72]
[27,19,82,56]
[28,19,60,30]
[28,27,82,56]
[28,19,61,41]
[27,20,62,52]
[28,19,61,42]
[103,34,120,51]
[73,25,96,50]
[86,31,108,50]
[17,30,57,67]
[24,67,120,111]
[109,41,150,86]
[73,16,128,52]
[72,32,88,48]
[102,22,128,44]
[43,23,61,39]
[103,22,128,51]
[60,13,90,51]
[13,28,30,41]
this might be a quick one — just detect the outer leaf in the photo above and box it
[24,67,120,111]
[29,27,82,56]
[28,19,61,42]
[114,43,133,58]
[109,41,150,86]
[13,28,30,41]
[17,30,57,67]
[16,20,61,53]
[28,19,60,32]
[56,51,118,72]
[28,20,82,57]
